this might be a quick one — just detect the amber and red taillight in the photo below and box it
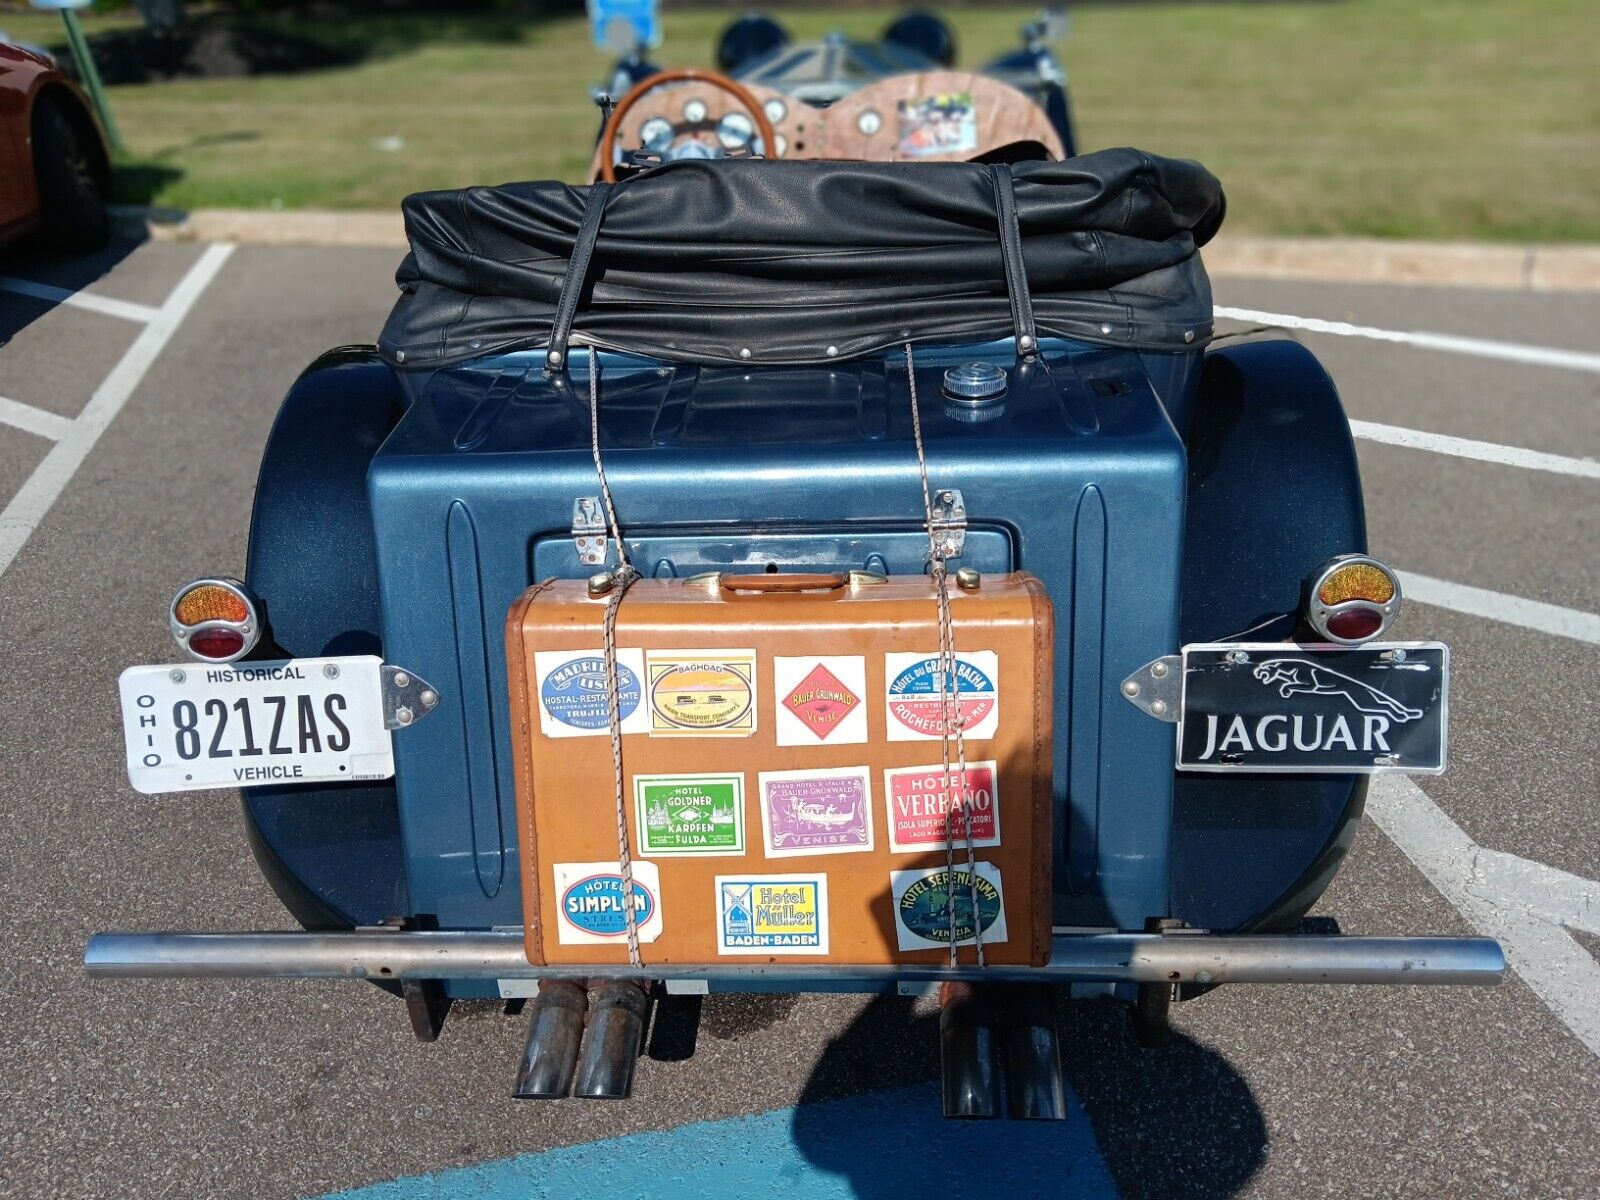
[169,579,261,663]
[1303,555,1401,645]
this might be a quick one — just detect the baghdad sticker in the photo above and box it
[646,650,757,736]
[883,761,1000,852]
[634,773,745,856]
[891,862,1007,951]
[759,766,874,857]
[534,648,648,738]
[773,655,867,746]
[553,861,662,946]
[714,874,829,955]
[884,650,1000,741]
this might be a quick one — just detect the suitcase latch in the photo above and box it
[571,496,608,566]
[931,488,967,559]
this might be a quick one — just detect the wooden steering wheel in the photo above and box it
[598,68,780,183]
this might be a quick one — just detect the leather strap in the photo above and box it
[545,181,613,372]
[988,164,1038,358]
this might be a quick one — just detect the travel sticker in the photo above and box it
[634,773,745,856]
[891,862,1008,951]
[534,648,648,738]
[552,860,662,946]
[773,655,868,746]
[883,650,1000,741]
[646,650,757,736]
[759,766,874,858]
[884,761,1000,852]
[714,874,829,955]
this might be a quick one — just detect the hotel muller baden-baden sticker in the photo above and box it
[759,766,874,858]
[553,860,663,946]
[715,874,829,955]
[634,773,746,856]
[646,650,757,737]
[772,655,868,746]
[884,650,1000,742]
[535,648,648,739]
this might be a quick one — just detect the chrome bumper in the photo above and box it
[85,930,1505,988]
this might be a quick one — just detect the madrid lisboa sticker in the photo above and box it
[890,862,1007,951]
[647,650,757,736]
[534,648,648,738]
[553,860,663,946]
[884,650,1000,741]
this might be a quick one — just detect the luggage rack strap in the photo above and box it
[85,931,1505,987]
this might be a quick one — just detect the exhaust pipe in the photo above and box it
[573,979,651,1100]
[939,981,1001,1118]
[513,980,587,1099]
[1003,983,1066,1120]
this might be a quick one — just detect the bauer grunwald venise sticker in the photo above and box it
[759,766,874,857]
[646,650,757,736]
[772,655,868,746]
[883,650,1000,742]
[534,648,648,738]
[891,862,1007,951]
[552,860,662,946]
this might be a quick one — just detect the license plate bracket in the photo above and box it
[1175,642,1448,774]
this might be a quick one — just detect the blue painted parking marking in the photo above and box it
[319,1081,1117,1199]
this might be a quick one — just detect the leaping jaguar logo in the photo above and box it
[1252,658,1423,723]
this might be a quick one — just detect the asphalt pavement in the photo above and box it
[0,237,1595,1199]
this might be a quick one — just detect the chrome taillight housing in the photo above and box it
[1303,555,1401,645]
[169,578,261,663]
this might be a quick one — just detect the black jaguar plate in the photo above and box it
[1177,642,1448,774]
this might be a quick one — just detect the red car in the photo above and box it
[0,39,110,251]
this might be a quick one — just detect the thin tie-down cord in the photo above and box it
[904,343,985,968]
[590,347,643,967]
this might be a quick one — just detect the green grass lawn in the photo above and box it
[5,1,1597,240]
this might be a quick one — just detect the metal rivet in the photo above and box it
[547,350,562,366]
[419,689,438,707]
[1194,970,1213,985]
[1018,334,1034,348]
[955,567,981,591]
[826,345,839,357]
[1229,650,1249,665]
[395,706,414,726]
[1100,323,1114,335]
[324,663,340,680]
[1149,699,1168,717]
[393,671,410,689]
[1122,680,1140,697]
[739,348,752,360]
[169,668,186,684]
[588,571,616,597]
[1183,329,1195,344]
[1150,661,1168,679]
[394,350,406,363]
[471,340,482,350]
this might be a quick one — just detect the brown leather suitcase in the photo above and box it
[505,570,1054,968]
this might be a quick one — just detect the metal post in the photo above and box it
[59,10,125,154]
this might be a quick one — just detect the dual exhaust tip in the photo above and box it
[940,981,1067,1120]
[514,978,650,1101]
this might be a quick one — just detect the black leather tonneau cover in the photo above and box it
[378,148,1224,369]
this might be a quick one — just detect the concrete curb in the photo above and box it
[113,207,1600,292]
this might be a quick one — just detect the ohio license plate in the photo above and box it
[118,656,395,794]
[1177,642,1448,774]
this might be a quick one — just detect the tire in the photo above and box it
[31,95,110,253]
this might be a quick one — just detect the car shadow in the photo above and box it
[653,989,1266,1198]
[0,233,147,345]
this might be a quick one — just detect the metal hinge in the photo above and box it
[931,488,967,559]
[571,496,608,566]
[381,664,441,730]
[1120,655,1180,722]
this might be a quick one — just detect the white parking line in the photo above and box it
[1397,571,1600,646]
[1367,775,1600,1057]
[1215,306,1600,374]
[0,395,73,443]
[0,244,234,580]
[1351,420,1600,479]
[0,275,161,325]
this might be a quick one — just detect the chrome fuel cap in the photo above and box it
[943,361,1008,404]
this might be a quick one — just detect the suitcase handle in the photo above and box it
[720,572,848,595]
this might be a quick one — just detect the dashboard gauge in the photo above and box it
[639,117,675,154]
[717,112,755,150]
[763,98,787,124]
[857,109,882,136]
[683,98,709,123]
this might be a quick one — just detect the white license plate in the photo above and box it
[118,656,395,795]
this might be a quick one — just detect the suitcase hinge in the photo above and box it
[571,496,608,566]
[931,488,967,559]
